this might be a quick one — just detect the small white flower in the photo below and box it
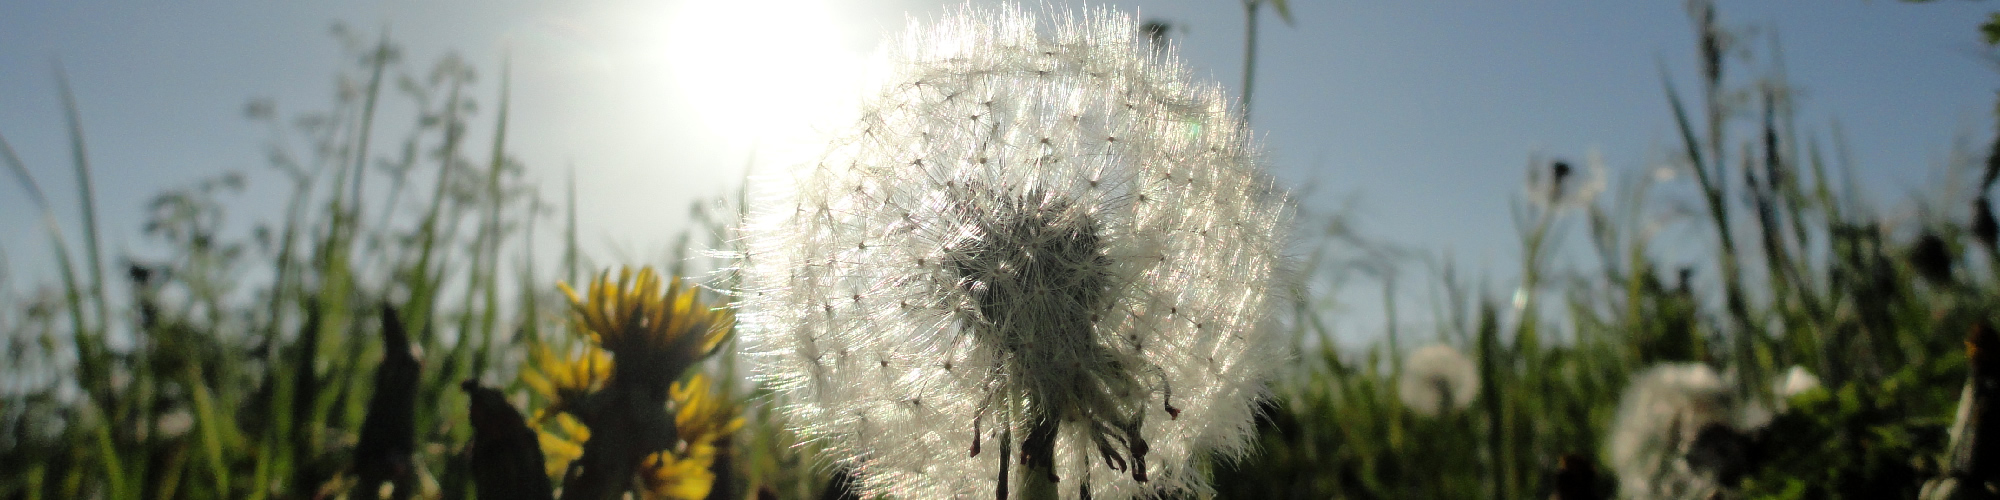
[734,5,1292,499]
[1397,344,1479,417]
[1606,363,1737,500]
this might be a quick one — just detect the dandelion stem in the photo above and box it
[1019,415,1061,500]
[997,426,1013,500]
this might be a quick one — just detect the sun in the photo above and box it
[665,0,863,146]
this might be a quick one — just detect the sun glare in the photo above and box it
[666,0,862,146]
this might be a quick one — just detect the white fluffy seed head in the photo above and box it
[1771,365,1821,400]
[733,4,1293,499]
[1397,344,1479,417]
[1605,363,1736,500]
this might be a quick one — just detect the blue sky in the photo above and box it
[1,1,1994,344]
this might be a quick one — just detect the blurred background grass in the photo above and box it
[3,1,1999,499]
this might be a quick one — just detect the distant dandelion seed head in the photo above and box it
[734,4,1293,499]
[1606,363,1739,500]
[1397,344,1479,417]
[1772,365,1821,400]
[1525,150,1607,211]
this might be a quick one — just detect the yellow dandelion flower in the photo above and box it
[536,412,590,480]
[559,267,732,389]
[638,449,716,500]
[585,374,746,500]
[670,374,744,448]
[521,343,611,418]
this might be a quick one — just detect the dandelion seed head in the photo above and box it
[1397,344,1479,417]
[1525,149,1608,211]
[1772,365,1820,400]
[1747,365,1823,422]
[735,5,1292,498]
[1606,363,1736,500]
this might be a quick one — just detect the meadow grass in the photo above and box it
[1209,4,1987,498]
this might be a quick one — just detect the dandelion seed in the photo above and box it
[737,5,1292,498]
[1397,344,1479,417]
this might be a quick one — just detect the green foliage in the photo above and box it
[0,24,559,498]
[1739,376,1955,499]
[1984,12,2000,45]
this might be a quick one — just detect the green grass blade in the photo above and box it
[404,77,468,349]
[90,407,127,500]
[521,196,540,348]
[187,364,233,495]
[1474,301,1505,500]
[38,72,130,498]
[1659,68,1714,196]
[54,63,109,349]
[0,133,51,211]
[347,29,393,226]
[474,56,512,380]
[0,132,99,407]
